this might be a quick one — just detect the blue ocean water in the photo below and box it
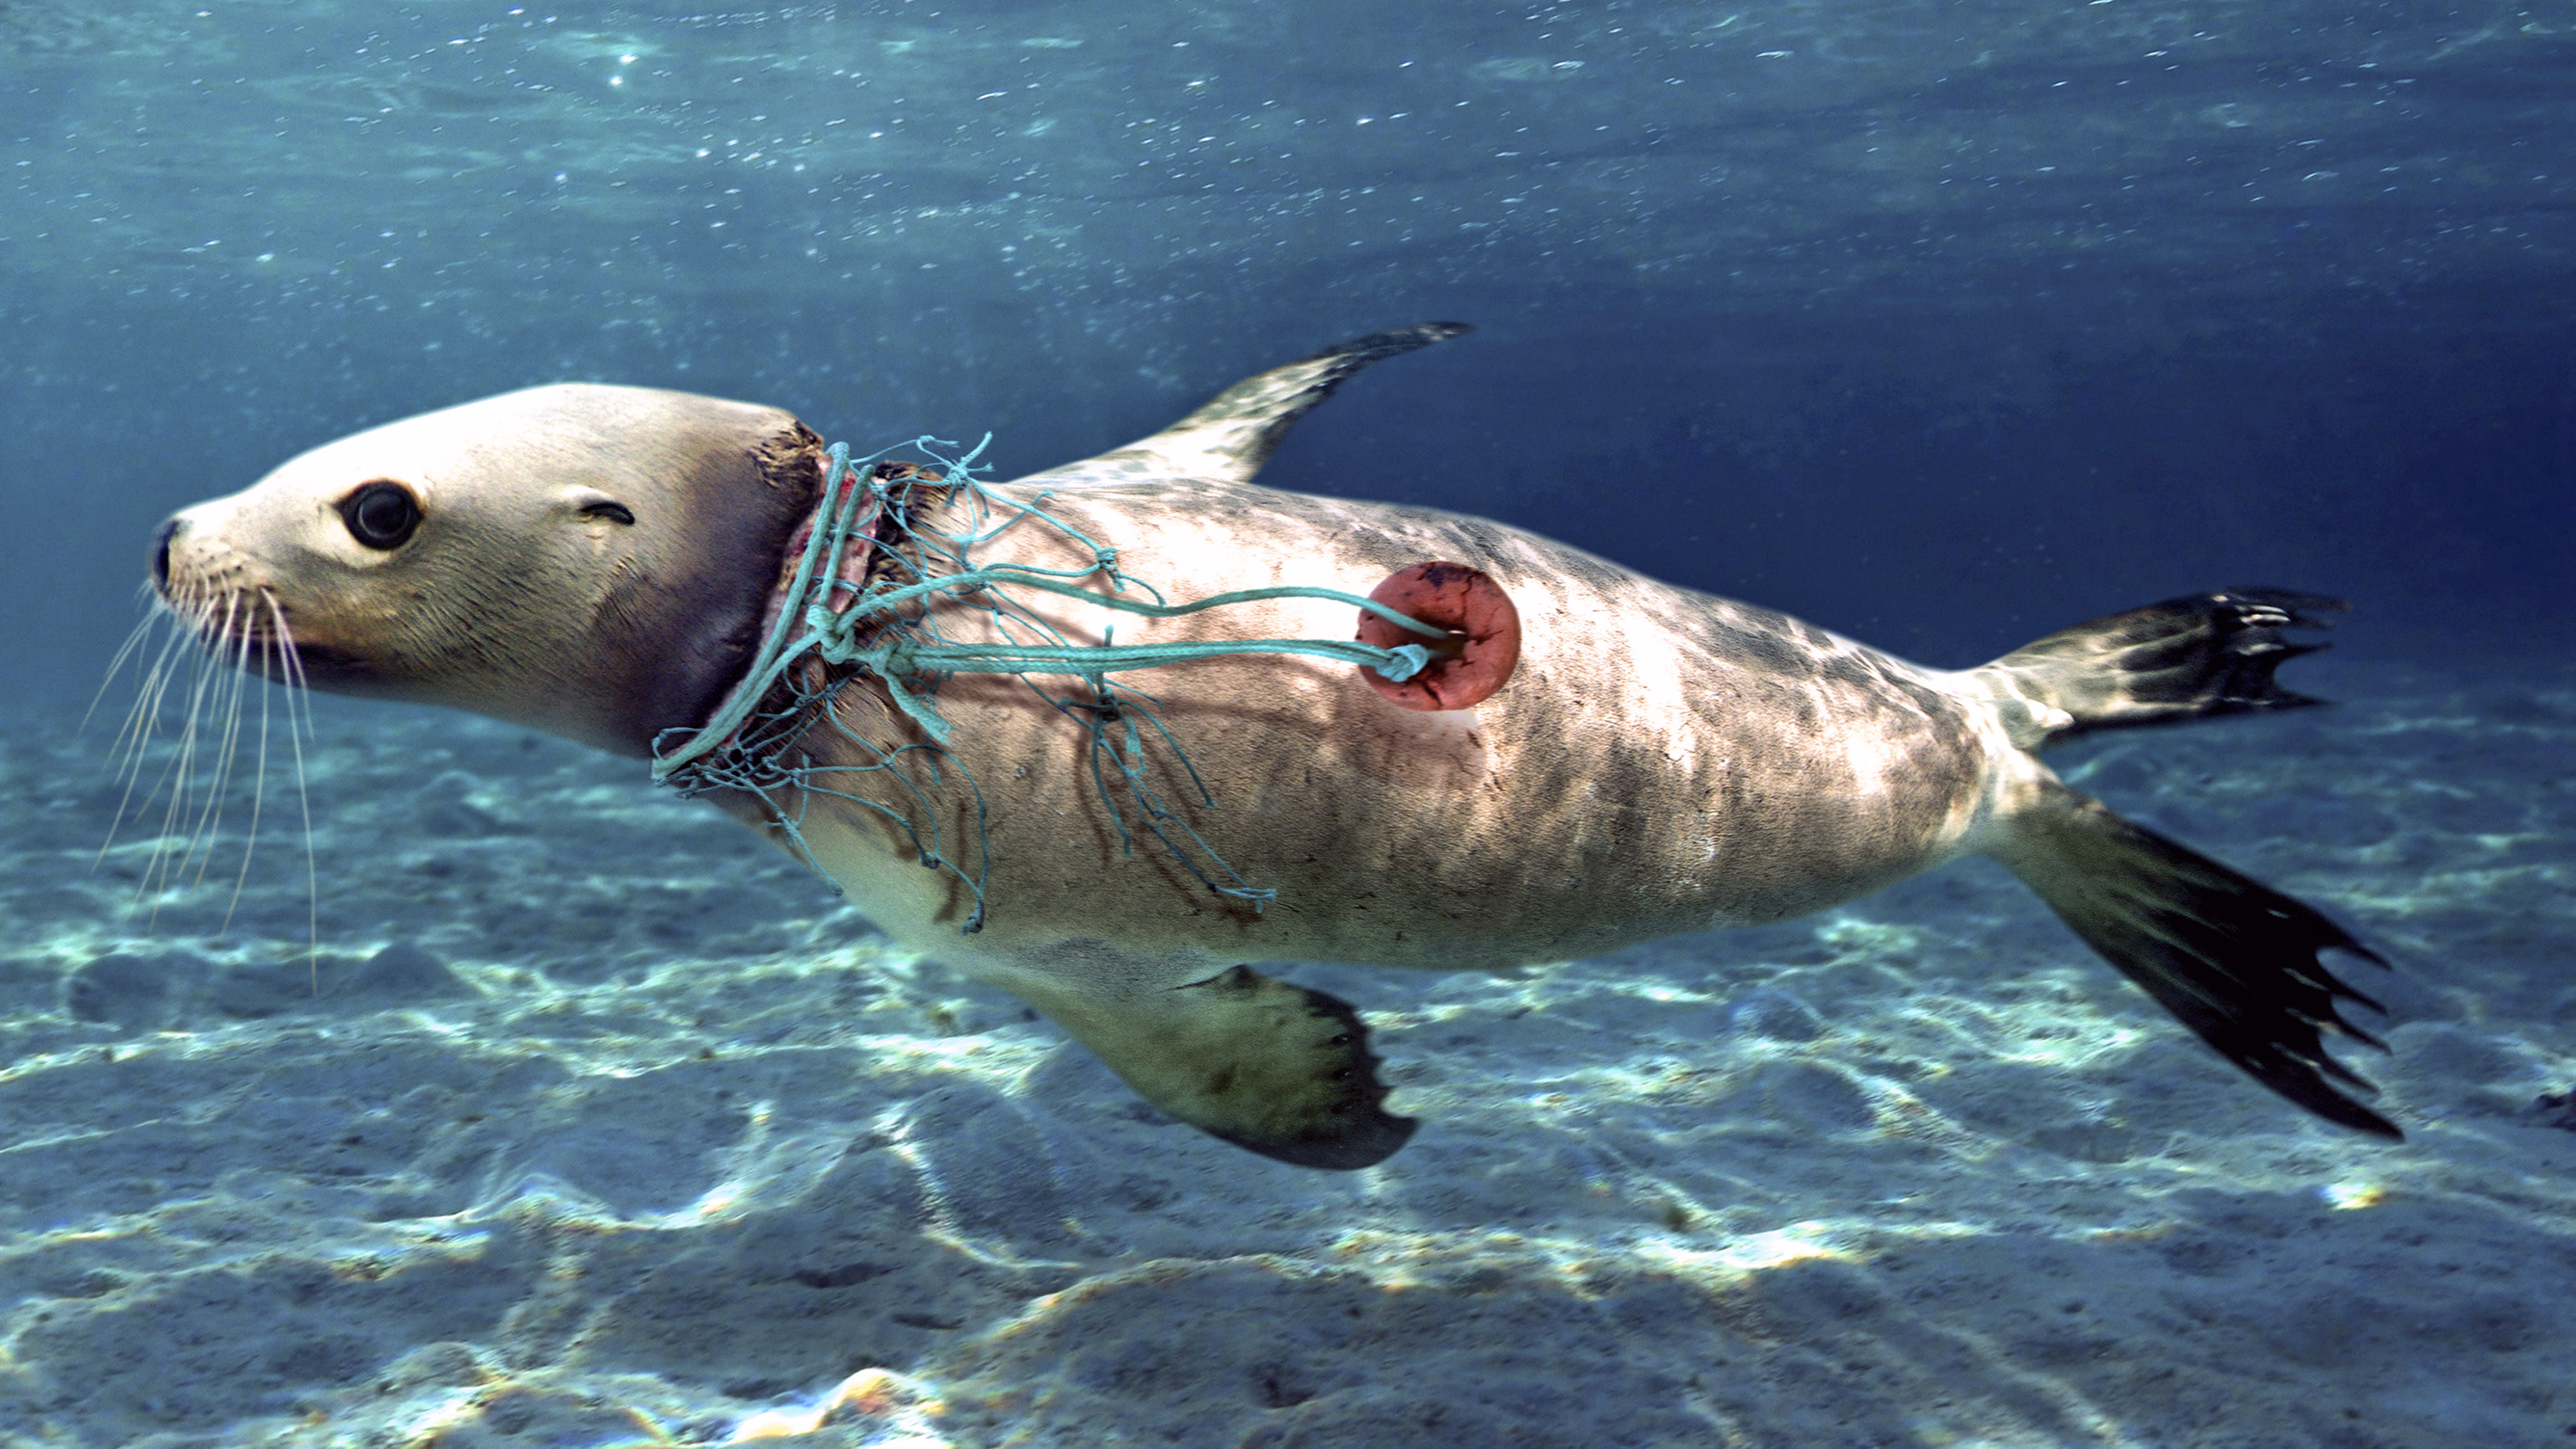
[2,3,2572,1445]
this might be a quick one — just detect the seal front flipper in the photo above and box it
[1988,778,2400,1139]
[1014,963,1416,1169]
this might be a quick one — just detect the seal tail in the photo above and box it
[1970,587,2344,749]
[1987,777,2399,1138]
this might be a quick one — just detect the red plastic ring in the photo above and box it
[1354,561,1522,711]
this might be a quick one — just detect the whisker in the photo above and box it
[176,601,237,886]
[204,600,260,875]
[108,591,199,787]
[140,591,236,920]
[92,602,187,873]
[185,602,257,897]
[217,620,275,937]
[81,589,169,738]
[94,579,325,978]
[117,602,200,894]
[265,593,322,992]
[131,593,211,766]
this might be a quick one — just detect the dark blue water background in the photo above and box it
[4,1,2570,700]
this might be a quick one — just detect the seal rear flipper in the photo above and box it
[1973,587,2345,749]
[1017,964,1417,1169]
[1989,779,2400,1139]
[1016,323,1472,490]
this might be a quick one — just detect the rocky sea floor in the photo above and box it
[1,657,2571,1448]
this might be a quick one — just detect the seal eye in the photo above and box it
[578,499,636,526]
[339,482,421,551]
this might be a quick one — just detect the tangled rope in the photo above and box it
[650,437,1456,934]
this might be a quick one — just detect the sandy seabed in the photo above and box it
[1,657,2570,1448]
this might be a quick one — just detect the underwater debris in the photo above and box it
[651,437,1474,934]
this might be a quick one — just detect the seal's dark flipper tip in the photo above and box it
[1992,779,2402,1141]
[1173,965,1418,1170]
[1028,964,1418,1170]
[1977,587,2349,748]
[1297,321,1476,368]
[1088,322,1474,488]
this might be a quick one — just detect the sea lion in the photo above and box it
[150,323,2398,1168]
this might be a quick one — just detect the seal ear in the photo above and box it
[557,487,637,526]
[1019,964,1417,1169]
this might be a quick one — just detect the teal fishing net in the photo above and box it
[650,437,1456,934]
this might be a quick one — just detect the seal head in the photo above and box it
[155,384,821,757]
